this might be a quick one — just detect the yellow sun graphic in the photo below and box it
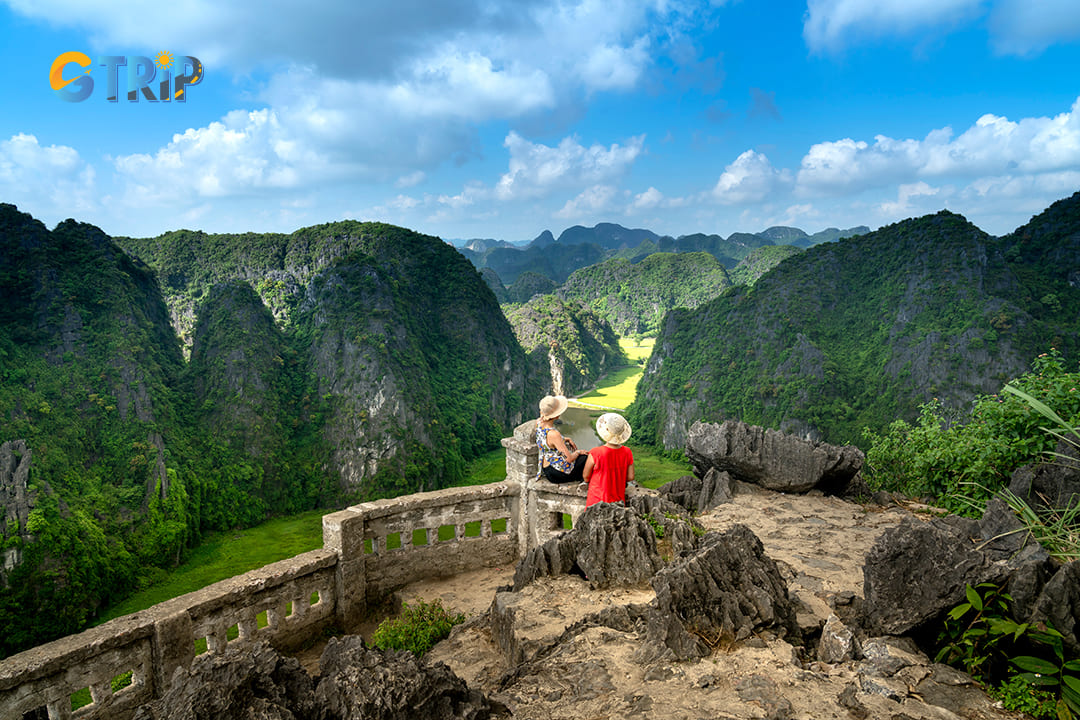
[154,51,173,72]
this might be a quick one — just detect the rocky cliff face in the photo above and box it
[503,295,624,396]
[631,201,1080,449]
[558,252,731,336]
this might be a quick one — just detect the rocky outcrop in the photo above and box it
[1008,436,1080,513]
[640,524,799,663]
[512,502,664,591]
[316,636,503,720]
[133,641,317,720]
[685,420,864,494]
[656,467,735,513]
[133,638,502,720]
[863,511,1054,636]
[0,440,35,580]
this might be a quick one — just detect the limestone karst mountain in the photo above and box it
[630,193,1080,449]
[0,209,539,657]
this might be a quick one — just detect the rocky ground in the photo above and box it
[399,486,1016,720]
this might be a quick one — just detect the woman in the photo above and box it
[583,412,634,507]
[536,395,587,483]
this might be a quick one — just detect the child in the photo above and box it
[583,413,634,507]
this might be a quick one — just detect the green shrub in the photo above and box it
[863,350,1080,514]
[371,599,465,657]
[989,675,1056,718]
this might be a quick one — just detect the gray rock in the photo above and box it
[817,614,858,664]
[656,467,735,513]
[1009,437,1080,513]
[512,502,664,590]
[132,640,317,720]
[638,524,799,662]
[1029,560,1080,656]
[316,635,502,720]
[863,516,1007,635]
[685,420,864,494]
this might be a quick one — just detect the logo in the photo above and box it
[50,51,203,103]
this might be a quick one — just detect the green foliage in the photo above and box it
[863,350,1080,513]
[504,295,626,396]
[643,513,665,539]
[371,599,466,657]
[1011,624,1080,717]
[935,583,1025,681]
[989,674,1057,718]
[934,582,1080,717]
[559,252,731,336]
[728,245,803,286]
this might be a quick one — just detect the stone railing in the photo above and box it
[0,421,587,720]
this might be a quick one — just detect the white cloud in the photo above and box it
[804,0,1080,55]
[988,0,1080,54]
[495,131,645,200]
[555,184,619,218]
[632,186,665,210]
[878,181,942,217]
[711,150,790,205]
[396,171,426,189]
[0,133,97,218]
[113,108,329,204]
[578,38,651,91]
[803,0,983,52]
[796,97,1080,197]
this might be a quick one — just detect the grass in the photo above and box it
[633,445,693,489]
[95,509,325,623]
[576,337,654,410]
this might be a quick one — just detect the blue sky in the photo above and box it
[2,0,1080,242]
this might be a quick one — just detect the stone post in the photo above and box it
[502,420,538,558]
[152,609,194,700]
[323,508,367,630]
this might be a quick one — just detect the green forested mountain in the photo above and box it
[503,295,626,396]
[0,209,536,656]
[558,252,732,336]
[729,245,804,286]
[629,194,1080,450]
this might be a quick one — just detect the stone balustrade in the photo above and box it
[0,422,588,720]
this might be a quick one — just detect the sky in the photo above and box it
[2,0,1080,243]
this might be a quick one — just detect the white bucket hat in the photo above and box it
[595,412,631,445]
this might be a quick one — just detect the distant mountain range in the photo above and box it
[455,222,869,285]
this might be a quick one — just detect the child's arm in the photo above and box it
[583,453,595,482]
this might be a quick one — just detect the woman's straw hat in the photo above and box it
[595,412,632,445]
[539,395,568,420]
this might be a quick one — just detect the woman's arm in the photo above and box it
[548,429,580,461]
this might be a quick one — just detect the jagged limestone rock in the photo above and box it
[685,420,863,494]
[1009,437,1080,514]
[512,502,664,591]
[132,640,317,720]
[656,467,735,513]
[639,524,799,663]
[817,614,858,664]
[863,516,1003,635]
[316,636,501,720]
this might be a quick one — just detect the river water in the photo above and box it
[553,405,602,451]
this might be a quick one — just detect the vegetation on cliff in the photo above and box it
[0,209,536,657]
[558,252,731,336]
[503,295,625,396]
[629,194,1080,450]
